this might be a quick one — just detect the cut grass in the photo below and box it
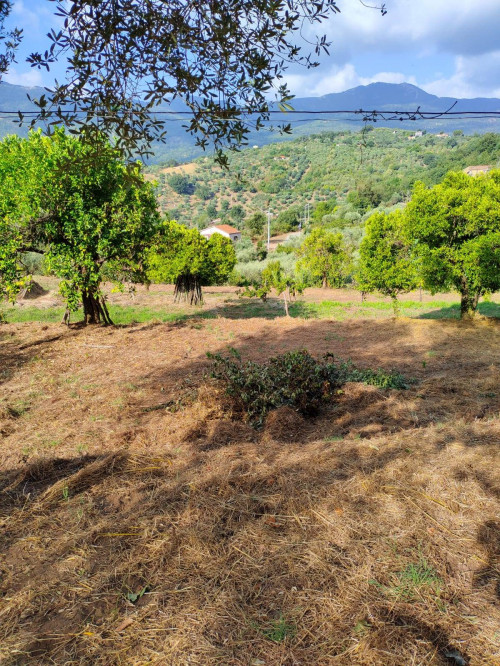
[0,317,499,664]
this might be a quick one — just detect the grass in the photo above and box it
[2,293,500,324]
[0,317,499,664]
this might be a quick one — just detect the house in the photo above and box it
[200,224,242,242]
[463,165,493,176]
[436,132,449,138]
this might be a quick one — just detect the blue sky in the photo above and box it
[4,0,500,100]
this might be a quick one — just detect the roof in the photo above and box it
[464,165,492,171]
[203,224,240,234]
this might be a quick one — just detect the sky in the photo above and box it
[3,0,500,100]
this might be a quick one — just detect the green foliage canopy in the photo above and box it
[17,0,347,160]
[0,129,159,323]
[406,170,500,318]
[297,228,351,288]
[357,210,418,313]
[148,221,236,304]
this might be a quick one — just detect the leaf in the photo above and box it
[126,586,148,603]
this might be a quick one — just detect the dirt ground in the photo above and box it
[0,314,499,665]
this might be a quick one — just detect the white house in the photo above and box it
[200,224,242,242]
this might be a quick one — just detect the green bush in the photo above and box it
[208,349,411,426]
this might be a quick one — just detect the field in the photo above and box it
[1,283,499,665]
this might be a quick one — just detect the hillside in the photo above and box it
[148,128,500,236]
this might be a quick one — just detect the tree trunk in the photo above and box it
[81,290,113,325]
[391,294,401,317]
[174,273,203,306]
[283,286,290,317]
[460,290,480,320]
[322,276,328,289]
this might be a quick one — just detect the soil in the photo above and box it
[0,314,499,664]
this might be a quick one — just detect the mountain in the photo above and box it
[1,81,499,164]
[288,82,500,113]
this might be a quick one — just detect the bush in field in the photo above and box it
[208,349,411,426]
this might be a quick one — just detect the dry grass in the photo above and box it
[0,316,499,665]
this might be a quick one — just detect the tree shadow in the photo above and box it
[419,302,500,320]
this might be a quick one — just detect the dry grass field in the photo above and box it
[0,290,499,664]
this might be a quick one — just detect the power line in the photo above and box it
[1,108,500,118]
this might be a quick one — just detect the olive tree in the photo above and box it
[12,0,351,160]
[406,171,500,318]
[0,130,160,324]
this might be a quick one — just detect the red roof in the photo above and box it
[212,224,240,234]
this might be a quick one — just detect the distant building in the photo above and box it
[200,224,242,242]
[463,165,493,176]
[436,132,449,138]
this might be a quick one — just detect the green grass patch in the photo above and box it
[0,304,215,325]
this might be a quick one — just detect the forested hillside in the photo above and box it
[148,128,500,239]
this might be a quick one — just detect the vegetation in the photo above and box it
[241,259,303,316]
[297,228,351,289]
[5,0,355,159]
[0,130,159,324]
[358,210,418,314]
[406,170,500,318]
[147,221,236,305]
[209,348,410,426]
[152,130,500,249]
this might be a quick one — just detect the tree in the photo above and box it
[0,130,159,324]
[168,174,194,195]
[297,228,351,288]
[246,212,266,238]
[312,198,337,224]
[406,171,500,319]
[3,0,364,161]
[242,260,303,316]
[357,210,418,315]
[147,222,236,305]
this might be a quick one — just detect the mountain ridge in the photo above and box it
[1,81,499,163]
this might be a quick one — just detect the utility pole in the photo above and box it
[267,208,272,252]
[301,203,310,230]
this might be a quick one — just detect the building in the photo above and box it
[200,224,242,242]
[463,165,493,176]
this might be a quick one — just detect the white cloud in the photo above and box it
[423,53,500,99]
[4,68,44,87]
[318,0,500,60]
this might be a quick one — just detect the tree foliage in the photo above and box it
[297,228,351,288]
[357,210,418,314]
[17,0,349,160]
[406,170,500,318]
[148,222,236,305]
[241,259,303,316]
[0,129,159,324]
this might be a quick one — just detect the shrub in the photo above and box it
[208,349,411,426]
[208,349,343,425]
